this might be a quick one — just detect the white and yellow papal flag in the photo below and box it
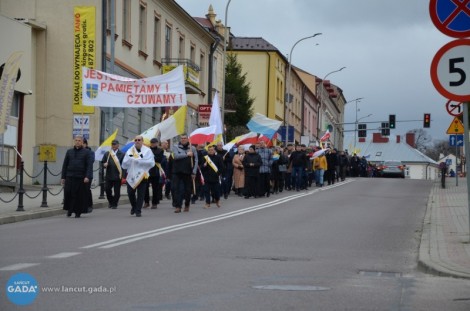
[157,105,187,141]
[94,129,118,161]
[0,51,23,135]
[208,91,224,145]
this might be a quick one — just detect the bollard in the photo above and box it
[99,162,105,199]
[16,161,25,211]
[40,161,48,207]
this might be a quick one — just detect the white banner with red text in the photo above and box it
[82,65,187,107]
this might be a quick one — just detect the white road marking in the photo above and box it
[46,252,81,259]
[82,180,353,249]
[0,263,40,271]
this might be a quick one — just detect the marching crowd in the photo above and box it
[61,134,372,218]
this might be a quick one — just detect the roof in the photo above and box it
[344,136,438,165]
[193,17,213,30]
[230,37,279,52]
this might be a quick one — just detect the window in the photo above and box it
[106,0,116,31]
[190,44,195,64]
[153,14,161,62]
[164,25,172,59]
[138,1,147,53]
[199,53,205,90]
[122,0,131,42]
[10,93,20,118]
[178,36,185,59]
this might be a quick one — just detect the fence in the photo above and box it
[0,161,104,211]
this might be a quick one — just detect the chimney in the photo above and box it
[406,133,415,148]
[396,135,401,143]
[372,133,389,143]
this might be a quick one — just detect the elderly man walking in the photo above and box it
[122,135,154,217]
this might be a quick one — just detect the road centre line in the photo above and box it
[83,180,353,250]
[82,192,309,249]
[46,252,82,259]
[0,263,40,271]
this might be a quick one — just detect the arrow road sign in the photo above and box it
[430,0,470,38]
[449,134,464,146]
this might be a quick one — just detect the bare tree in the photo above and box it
[407,129,432,152]
[424,139,454,161]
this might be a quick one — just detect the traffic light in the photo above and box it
[358,123,367,138]
[381,122,390,136]
[423,113,431,128]
[389,114,396,129]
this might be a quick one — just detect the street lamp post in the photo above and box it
[352,97,365,152]
[316,66,345,145]
[284,33,322,146]
[221,0,232,142]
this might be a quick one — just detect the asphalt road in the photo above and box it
[1,178,469,310]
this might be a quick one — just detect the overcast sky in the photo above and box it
[175,0,455,143]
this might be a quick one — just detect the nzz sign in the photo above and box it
[431,39,470,102]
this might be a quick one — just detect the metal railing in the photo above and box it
[0,161,103,211]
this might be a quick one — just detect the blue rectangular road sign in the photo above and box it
[449,134,464,146]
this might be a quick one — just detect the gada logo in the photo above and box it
[5,273,39,305]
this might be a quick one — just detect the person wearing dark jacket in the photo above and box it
[338,150,349,181]
[271,147,287,194]
[242,145,263,199]
[102,140,124,209]
[288,145,308,191]
[61,135,93,218]
[201,145,225,208]
[216,142,233,199]
[191,144,207,204]
[144,138,164,209]
[325,148,338,185]
[171,134,198,213]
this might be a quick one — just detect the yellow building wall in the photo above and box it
[231,50,286,122]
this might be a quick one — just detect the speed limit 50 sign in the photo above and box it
[430,39,470,102]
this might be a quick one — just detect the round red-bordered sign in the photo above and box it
[430,39,470,102]
[445,99,463,116]
[430,0,470,38]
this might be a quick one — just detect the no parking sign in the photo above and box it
[430,0,470,38]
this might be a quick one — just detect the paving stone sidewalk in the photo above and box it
[419,178,470,279]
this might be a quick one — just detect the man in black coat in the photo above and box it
[201,145,225,208]
[102,140,124,209]
[144,138,164,209]
[61,135,93,218]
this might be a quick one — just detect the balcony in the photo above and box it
[161,58,202,95]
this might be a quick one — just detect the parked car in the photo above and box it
[377,160,405,178]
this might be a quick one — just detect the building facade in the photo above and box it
[0,0,224,184]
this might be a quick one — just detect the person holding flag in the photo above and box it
[102,140,124,209]
[122,135,155,217]
[201,145,225,208]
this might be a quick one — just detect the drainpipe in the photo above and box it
[208,37,220,104]
[264,51,271,116]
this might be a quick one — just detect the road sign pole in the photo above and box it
[456,143,458,187]
[463,102,470,242]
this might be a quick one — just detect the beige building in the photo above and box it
[0,0,224,185]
